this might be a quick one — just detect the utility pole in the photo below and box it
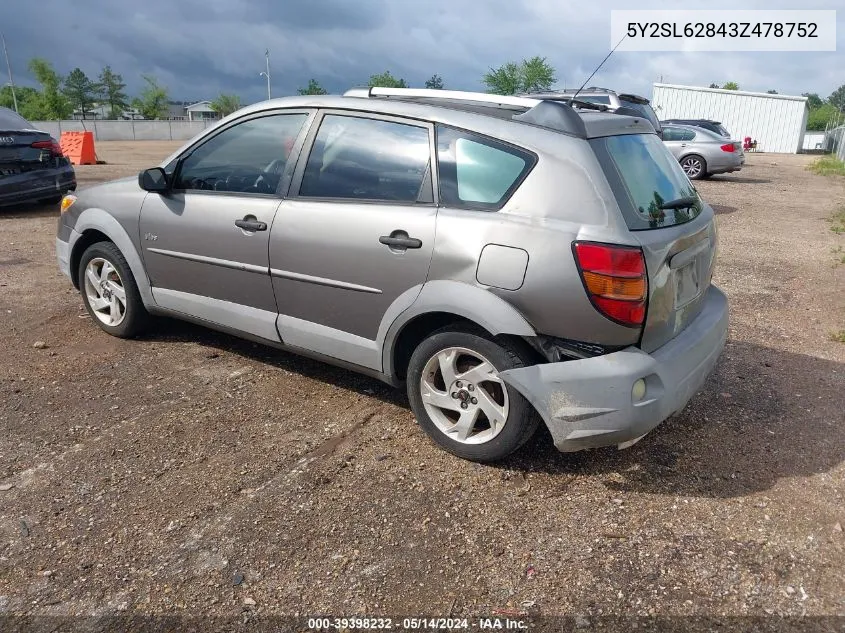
[1,32,18,113]
[259,49,271,100]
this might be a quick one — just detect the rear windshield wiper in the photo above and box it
[660,196,698,210]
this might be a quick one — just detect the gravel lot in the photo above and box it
[0,142,843,626]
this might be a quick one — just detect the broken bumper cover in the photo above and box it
[500,285,729,452]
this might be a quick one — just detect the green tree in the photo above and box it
[722,82,739,90]
[27,58,72,119]
[828,84,845,111]
[424,74,444,90]
[766,89,778,94]
[482,62,521,95]
[807,103,842,131]
[297,79,328,95]
[521,57,556,93]
[802,93,823,110]
[98,66,128,119]
[0,86,42,120]
[210,93,242,116]
[482,57,556,95]
[131,75,169,120]
[62,68,99,119]
[368,71,407,88]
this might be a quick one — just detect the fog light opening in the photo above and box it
[632,378,647,402]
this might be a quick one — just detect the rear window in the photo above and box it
[576,95,612,105]
[618,98,661,132]
[0,108,31,130]
[592,134,702,230]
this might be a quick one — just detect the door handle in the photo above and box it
[235,218,267,231]
[379,231,422,250]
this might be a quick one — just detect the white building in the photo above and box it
[185,101,219,121]
[652,83,809,154]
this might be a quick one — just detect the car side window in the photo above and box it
[663,128,679,141]
[436,124,535,211]
[175,113,308,194]
[680,129,696,141]
[298,115,431,202]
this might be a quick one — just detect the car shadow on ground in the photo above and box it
[503,340,844,499]
[0,202,59,218]
[707,175,772,184]
[141,317,409,404]
[142,321,843,500]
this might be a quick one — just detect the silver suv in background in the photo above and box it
[521,87,663,138]
[56,87,728,462]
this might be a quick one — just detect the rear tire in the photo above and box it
[406,326,540,462]
[78,242,149,338]
[681,154,707,180]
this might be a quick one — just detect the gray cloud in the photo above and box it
[2,0,843,106]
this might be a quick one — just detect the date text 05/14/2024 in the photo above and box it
[306,617,528,630]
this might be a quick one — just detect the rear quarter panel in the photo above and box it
[428,127,644,347]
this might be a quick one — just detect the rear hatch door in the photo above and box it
[590,132,717,352]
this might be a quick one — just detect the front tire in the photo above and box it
[406,327,539,462]
[78,242,148,338]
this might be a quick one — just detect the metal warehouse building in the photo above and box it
[652,83,809,154]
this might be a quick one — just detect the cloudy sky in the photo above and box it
[3,0,842,105]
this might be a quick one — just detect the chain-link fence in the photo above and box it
[822,109,845,161]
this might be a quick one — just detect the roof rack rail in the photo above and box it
[343,86,540,108]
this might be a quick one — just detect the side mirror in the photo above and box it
[138,167,169,192]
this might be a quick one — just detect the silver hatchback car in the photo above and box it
[56,87,728,462]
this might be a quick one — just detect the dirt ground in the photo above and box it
[0,142,843,626]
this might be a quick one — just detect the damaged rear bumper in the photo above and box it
[500,285,729,452]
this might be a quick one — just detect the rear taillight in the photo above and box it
[31,139,64,157]
[720,143,735,152]
[573,241,648,327]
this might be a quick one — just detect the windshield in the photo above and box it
[591,134,702,230]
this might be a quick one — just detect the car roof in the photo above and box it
[665,118,722,124]
[221,89,656,142]
[663,123,723,138]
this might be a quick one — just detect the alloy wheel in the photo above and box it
[419,347,509,445]
[83,257,127,327]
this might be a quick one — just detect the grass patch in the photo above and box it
[807,155,845,176]
[829,208,845,235]
[830,330,845,343]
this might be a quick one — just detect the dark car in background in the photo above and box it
[0,107,76,207]
[662,118,731,138]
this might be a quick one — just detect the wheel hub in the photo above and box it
[450,381,479,410]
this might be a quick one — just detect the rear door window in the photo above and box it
[662,128,681,141]
[436,125,535,211]
[299,114,431,202]
[592,133,702,230]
